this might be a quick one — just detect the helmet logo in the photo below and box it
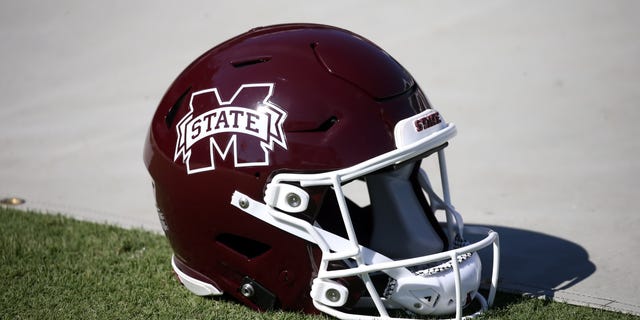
[174,83,287,174]
[414,111,441,132]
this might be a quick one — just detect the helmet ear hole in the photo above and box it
[216,233,271,259]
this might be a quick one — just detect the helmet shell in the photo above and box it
[144,23,430,312]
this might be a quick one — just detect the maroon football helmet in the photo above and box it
[144,23,499,319]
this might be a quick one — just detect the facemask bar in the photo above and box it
[231,157,499,319]
[230,109,500,319]
[420,149,465,250]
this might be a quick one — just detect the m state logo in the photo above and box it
[174,83,287,174]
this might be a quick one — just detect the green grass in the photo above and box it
[0,206,637,320]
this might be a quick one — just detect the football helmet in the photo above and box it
[144,23,499,319]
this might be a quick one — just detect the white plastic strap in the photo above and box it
[264,183,310,213]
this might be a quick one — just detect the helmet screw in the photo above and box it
[240,283,255,297]
[325,288,341,303]
[286,193,301,208]
[238,198,249,209]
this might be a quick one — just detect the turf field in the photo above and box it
[1,207,637,319]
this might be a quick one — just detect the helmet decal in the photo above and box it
[174,83,287,174]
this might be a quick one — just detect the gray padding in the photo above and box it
[366,164,444,259]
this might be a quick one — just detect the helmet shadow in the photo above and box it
[468,224,596,299]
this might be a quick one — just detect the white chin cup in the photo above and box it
[387,253,482,316]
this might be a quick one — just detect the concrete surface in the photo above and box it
[1,0,639,316]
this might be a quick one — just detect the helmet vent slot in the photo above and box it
[165,87,191,128]
[231,56,272,68]
[291,116,338,133]
[316,116,338,132]
[216,233,271,259]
